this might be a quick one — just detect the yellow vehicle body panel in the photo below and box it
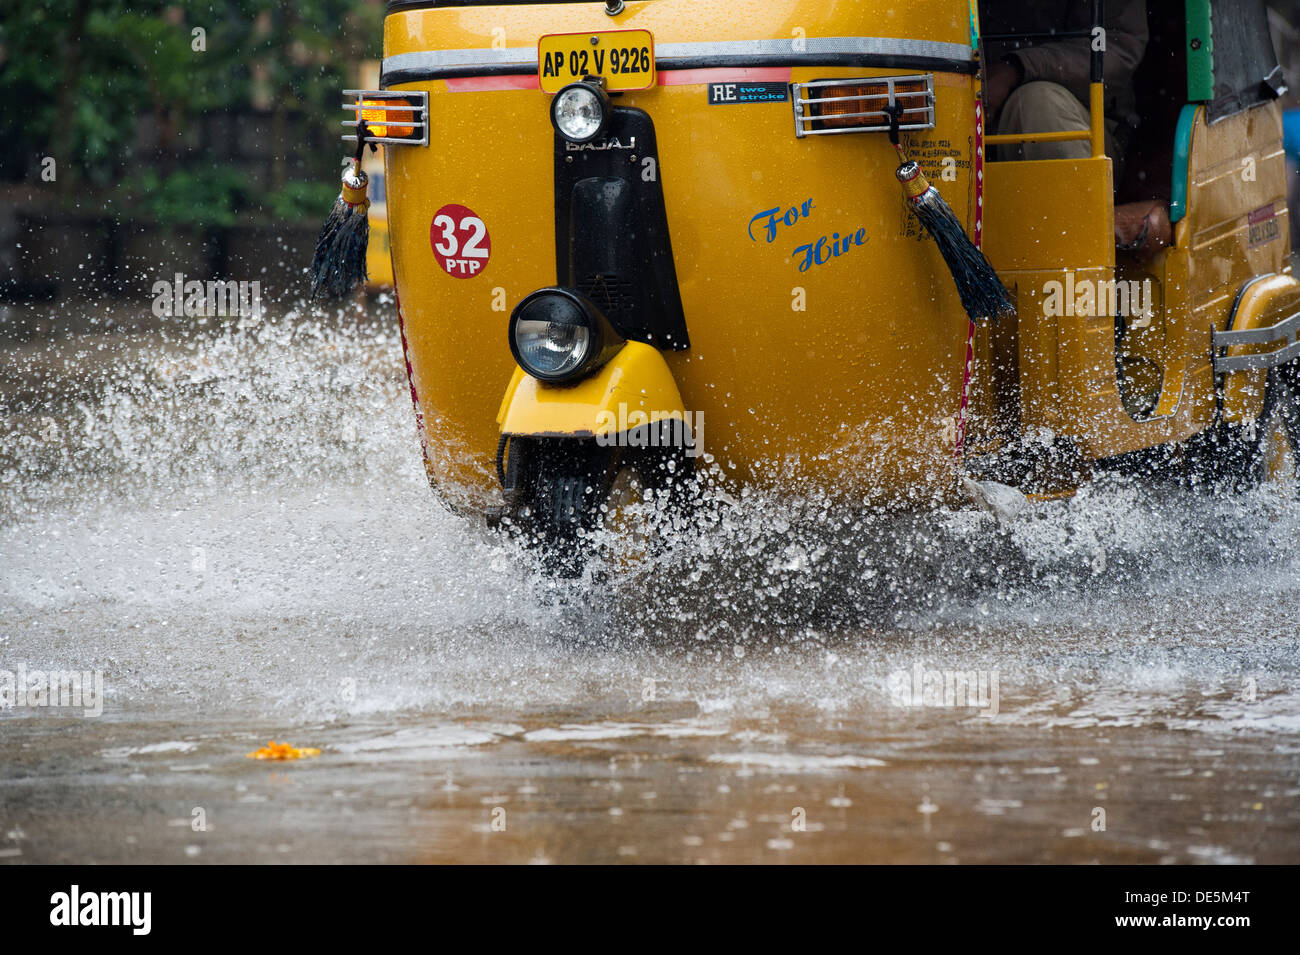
[1220,274,1300,422]
[983,156,1203,458]
[498,341,686,438]
[983,99,1293,460]
[384,1,979,508]
[983,157,1114,274]
[379,1,1293,510]
[1179,103,1294,424]
[987,150,1201,459]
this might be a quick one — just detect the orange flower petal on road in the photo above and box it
[246,740,321,760]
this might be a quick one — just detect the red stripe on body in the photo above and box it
[954,98,986,464]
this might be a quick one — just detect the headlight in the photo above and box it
[509,288,624,383]
[550,82,610,143]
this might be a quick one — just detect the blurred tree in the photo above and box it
[0,0,384,223]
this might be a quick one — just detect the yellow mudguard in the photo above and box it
[1221,274,1300,423]
[497,341,686,439]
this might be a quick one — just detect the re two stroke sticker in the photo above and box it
[430,203,491,278]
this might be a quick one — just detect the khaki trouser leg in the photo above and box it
[993,80,1119,165]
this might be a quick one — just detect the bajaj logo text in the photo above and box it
[565,136,637,152]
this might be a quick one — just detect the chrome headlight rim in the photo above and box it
[509,287,623,384]
[549,81,611,144]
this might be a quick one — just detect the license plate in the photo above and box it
[538,30,656,94]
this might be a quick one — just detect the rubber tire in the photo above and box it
[518,440,619,578]
[1244,367,1300,492]
[1193,366,1300,494]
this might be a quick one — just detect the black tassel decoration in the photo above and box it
[887,106,1013,323]
[310,121,374,300]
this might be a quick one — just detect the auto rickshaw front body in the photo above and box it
[377,0,982,511]
[348,0,1299,569]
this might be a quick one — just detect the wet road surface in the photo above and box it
[1,306,1298,863]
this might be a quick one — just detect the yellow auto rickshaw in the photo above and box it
[330,0,1297,575]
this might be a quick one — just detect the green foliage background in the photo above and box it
[0,0,384,226]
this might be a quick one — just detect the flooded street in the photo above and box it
[2,305,1299,864]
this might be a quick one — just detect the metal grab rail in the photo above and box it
[984,129,1092,145]
[1213,309,1300,373]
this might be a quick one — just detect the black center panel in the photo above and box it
[553,105,690,351]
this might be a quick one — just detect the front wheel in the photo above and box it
[501,437,620,578]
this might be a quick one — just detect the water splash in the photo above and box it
[2,307,1299,731]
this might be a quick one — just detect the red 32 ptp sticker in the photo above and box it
[430,204,491,278]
